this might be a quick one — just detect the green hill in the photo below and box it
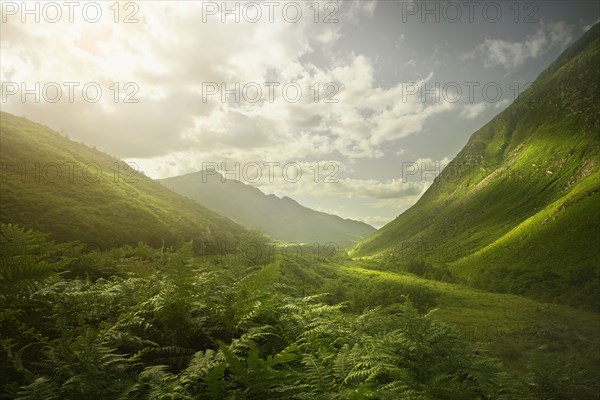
[350,24,600,309]
[160,171,376,247]
[0,112,246,248]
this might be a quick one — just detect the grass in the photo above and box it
[279,254,600,373]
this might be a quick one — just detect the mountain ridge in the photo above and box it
[159,170,376,247]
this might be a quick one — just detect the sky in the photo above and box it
[1,0,598,228]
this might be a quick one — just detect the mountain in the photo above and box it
[0,112,246,248]
[159,171,376,247]
[350,24,600,309]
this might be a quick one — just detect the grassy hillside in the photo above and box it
[0,112,246,248]
[350,24,600,309]
[160,171,376,247]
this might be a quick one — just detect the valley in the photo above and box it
[1,5,598,400]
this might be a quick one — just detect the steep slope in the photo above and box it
[350,24,600,308]
[0,112,246,248]
[160,171,376,247]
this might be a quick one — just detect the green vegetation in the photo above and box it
[1,20,598,400]
[160,171,376,247]
[2,224,598,400]
[350,23,600,310]
[0,112,246,248]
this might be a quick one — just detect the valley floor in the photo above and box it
[300,256,599,372]
[2,229,598,399]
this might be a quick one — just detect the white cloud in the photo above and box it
[354,215,394,229]
[472,21,574,69]
[0,1,345,158]
[459,99,512,120]
[459,102,488,120]
[582,19,599,32]
[1,0,452,168]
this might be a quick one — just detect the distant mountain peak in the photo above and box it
[160,172,376,246]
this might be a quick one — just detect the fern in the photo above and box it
[15,377,61,400]
[0,224,72,300]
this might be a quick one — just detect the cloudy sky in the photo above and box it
[1,0,598,227]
